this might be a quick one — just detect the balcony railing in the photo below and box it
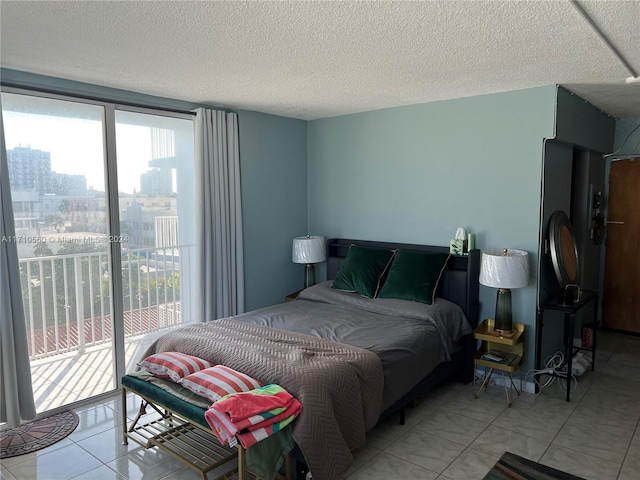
[19,244,195,360]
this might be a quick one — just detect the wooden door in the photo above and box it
[603,158,640,333]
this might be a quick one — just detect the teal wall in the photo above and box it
[308,86,558,370]
[538,140,574,363]
[555,87,615,153]
[238,110,308,311]
[613,117,640,154]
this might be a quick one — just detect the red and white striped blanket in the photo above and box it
[205,384,302,448]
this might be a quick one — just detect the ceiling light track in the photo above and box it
[569,0,639,81]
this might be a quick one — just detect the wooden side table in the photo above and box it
[473,319,525,407]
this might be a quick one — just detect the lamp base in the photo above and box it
[304,264,316,289]
[495,288,513,333]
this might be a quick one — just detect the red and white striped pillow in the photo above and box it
[138,352,212,383]
[179,365,263,403]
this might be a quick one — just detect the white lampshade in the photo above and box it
[292,236,326,264]
[479,249,529,289]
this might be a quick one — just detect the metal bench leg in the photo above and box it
[238,446,245,480]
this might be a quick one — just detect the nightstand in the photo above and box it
[473,319,525,407]
[285,290,302,302]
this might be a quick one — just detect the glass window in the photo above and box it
[2,90,195,413]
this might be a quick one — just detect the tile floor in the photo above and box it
[1,330,638,480]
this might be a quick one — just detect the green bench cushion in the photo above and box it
[122,374,209,429]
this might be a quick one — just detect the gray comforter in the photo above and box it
[139,281,471,480]
[235,281,472,411]
[140,317,384,480]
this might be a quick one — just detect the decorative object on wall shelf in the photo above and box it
[449,239,464,255]
[479,248,529,334]
[292,235,326,288]
[449,227,467,255]
[467,233,475,252]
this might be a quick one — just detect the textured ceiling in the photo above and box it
[1,1,639,120]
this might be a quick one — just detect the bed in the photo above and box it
[122,238,480,480]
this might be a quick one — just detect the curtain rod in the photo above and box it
[1,80,235,117]
[0,80,197,116]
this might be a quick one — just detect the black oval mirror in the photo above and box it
[548,210,580,288]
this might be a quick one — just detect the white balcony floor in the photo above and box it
[30,329,175,414]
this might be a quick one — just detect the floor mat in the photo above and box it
[1,411,79,459]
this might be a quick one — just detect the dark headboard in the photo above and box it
[326,238,481,329]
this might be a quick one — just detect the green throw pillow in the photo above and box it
[377,250,450,304]
[331,245,396,298]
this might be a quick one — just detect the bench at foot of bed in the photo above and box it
[121,375,292,480]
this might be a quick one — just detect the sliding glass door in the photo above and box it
[2,90,195,413]
[114,109,195,373]
[2,92,116,412]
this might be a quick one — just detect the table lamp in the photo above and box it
[479,248,529,333]
[292,235,326,288]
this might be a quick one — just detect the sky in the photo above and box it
[2,91,190,195]
[3,110,152,194]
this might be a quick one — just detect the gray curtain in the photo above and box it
[0,106,37,427]
[194,108,244,321]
